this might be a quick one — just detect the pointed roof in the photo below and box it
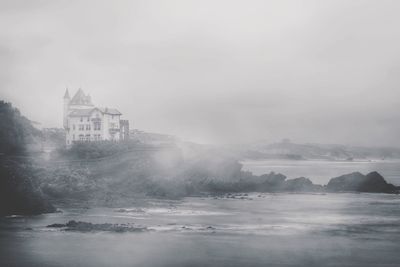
[64,88,70,99]
[70,88,94,106]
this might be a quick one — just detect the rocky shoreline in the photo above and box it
[3,168,399,217]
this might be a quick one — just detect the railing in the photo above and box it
[109,128,120,133]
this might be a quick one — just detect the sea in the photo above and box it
[242,159,400,186]
[1,159,400,267]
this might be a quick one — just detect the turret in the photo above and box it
[63,88,70,129]
[86,94,92,105]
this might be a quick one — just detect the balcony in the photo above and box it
[109,127,120,134]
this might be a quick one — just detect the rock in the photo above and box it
[47,220,147,233]
[363,172,398,193]
[326,172,365,192]
[259,173,287,184]
[284,177,323,192]
[327,171,398,193]
[47,223,66,228]
[252,172,325,193]
[257,172,287,192]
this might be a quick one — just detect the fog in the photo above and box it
[1,0,400,146]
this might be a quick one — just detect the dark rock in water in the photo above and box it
[256,172,287,192]
[327,171,398,193]
[47,223,66,228]
[363,172,398,193]
[47,220,147,233]
[252,172,324,193]
[284,177,323,192]
[326,172,365,192]
[258,173,287,184]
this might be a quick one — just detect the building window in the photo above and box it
[73,134,75,140]
[85,134,90,141]
[73,125,75,130]
[87,117,90,122]
[79,124,84,131]
[79,134,84,141]
[80,117,83,122]
[86,124,91,130]
[94,122,101,130]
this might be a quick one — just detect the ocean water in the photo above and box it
[241,159,400,186]
[1,193,400,267]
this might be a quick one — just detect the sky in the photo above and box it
[0,0,400,146]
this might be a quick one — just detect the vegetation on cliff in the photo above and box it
[39,144,397,207]
[0,101,55,216]
[0,101,41,155]
[53,140,143,160]
[0,158,55,215]
[39,146,325,206]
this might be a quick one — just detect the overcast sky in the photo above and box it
[1,0,399,146]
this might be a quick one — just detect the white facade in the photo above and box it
[63,89,122,146]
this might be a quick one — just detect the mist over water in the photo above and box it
[1,193,400,267]
[1,1,400,266]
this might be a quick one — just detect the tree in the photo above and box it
[0,101,41,155]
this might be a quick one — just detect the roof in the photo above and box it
[68,107,122,117]
[70,89,93,106]
[68,108,95,117]
[98,107,122,115]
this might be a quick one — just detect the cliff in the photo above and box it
[0,158,55,216]
[0,101,55,216]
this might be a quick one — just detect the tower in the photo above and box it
[63,88,70,129]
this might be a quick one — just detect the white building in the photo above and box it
[63,89,128,146]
